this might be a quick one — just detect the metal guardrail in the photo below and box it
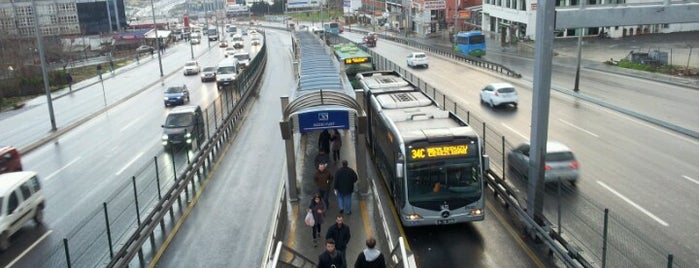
[345,28,522,78]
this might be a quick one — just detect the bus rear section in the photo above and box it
[357,71,487,227]
[453,31,486,57]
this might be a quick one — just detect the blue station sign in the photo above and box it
[298,110,349,133]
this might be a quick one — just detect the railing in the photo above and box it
[345,28,522,78]
[387,237,415,268]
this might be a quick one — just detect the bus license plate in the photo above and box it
[437,219,455,225]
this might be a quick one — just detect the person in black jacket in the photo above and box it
[334,160,358,215]
[326,215,351,267]
[318,238,344,268]
[354,237,386,268]
[318,129,331,154]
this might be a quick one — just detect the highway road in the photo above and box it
[0,28,261,267]
[338,31,698,267]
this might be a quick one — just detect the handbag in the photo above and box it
[305,210,315,227]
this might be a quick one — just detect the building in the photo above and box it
[481,0,699,41]
[0,0,126,38]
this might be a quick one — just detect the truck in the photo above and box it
[207,25,219,41]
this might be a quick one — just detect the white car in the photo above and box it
[406,52,428,68]
[224,47,237,58]
[250,35,261,46]
[480,82,518,108]
[233,52,251,68]
[183,60,200,75]
[0,171,45,250]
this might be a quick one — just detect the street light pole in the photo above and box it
[150,0,164,76]
[31,0,57,131]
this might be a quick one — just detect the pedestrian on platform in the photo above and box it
[318,129,331,154]
[309,194,326,247]
[318,238,344,268]
[314,163,333,209]
[330,129,342,162]
[326,215,351,267]
[334,160,358,215]
[354,237,386,268]
[315,150,330,168]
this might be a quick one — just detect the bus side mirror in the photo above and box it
[396,163,404,178]
[482,155,490,172]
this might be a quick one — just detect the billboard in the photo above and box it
[287,0,320,9]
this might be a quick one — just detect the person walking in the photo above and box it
[354,237,386,268]
[330,129,342,162]
[334,160,358,215]
[326,215,351,267]
[309,194,326,247]
[314,150,330,169]
[318,129,331,154]
[318,238,344,268]
[314,164,333,210]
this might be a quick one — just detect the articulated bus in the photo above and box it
[453,31,486,57]
[332,43,375,89]
[357,71,488,227]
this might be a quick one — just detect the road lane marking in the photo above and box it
[115,151,144,175]
[120,117,141,132]
[7,230,53,268]
[501,123,529,141]
[558,119,599,138]
[596,180,669,226]
[45,157,81,181]
[682,175,699,185]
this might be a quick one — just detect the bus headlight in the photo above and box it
[162,134,169,141]
[470,209,483,216]
[405,214,422,221]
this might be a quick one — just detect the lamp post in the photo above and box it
[31,0,57,131]
[150,0,164,76]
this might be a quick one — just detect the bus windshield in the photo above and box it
[406,157,482,206]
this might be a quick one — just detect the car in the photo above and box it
[363,32,377,47]
[507,141,580,185]
[312,26,324,34]
[224,47,237,58]
[219,40,228,47]
[161,105,205,150]
[163,84,190,107]
[183,60,200,75]
[250,35,261,46]
[200,66,217,82]
[216,58,238,89]
[248,29,258,35]
[406,52,428,68]
[136,45,154,54]
[0,171,45,251]
[190,38,200,45]
[0,146,22,174]
[480,82,518,108]
[232,51,251,69]
[231,34,244,49]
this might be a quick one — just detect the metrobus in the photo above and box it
[452,31,486,57]
[323,22,342,35]
[332,43,375,89]
[357,71,488,227]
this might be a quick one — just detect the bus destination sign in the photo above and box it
[345,57,369,64]
[410,145,469,160]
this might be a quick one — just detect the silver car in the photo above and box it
[507,141,580,185]
[200,66,217,82]
[480,82,518,108]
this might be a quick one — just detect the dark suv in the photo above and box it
[161,105,205,151]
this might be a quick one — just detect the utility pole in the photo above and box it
[31,0,57,131]
[150,0,164,76]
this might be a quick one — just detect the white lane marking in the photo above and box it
[115,151,145,175]
[501,123,529,141]
[558,119,600,138]
[597,180,669,227]
[7,230,53,268]
[45,157,81,181]
[682,175,699,185]
[120,117,141,132]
